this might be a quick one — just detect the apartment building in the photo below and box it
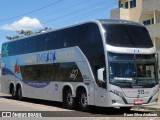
[110,0,160,51]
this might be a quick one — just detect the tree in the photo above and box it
[36,27,52,34]
[6,35,23,40]
[17,30,33,36]
[6,27,52,40]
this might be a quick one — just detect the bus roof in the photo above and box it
[98,19,143,26]
[2,19,144,44]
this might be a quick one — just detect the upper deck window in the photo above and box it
[103,24,153,48]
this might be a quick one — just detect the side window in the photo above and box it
[59,62,83,82]
[36,34,47,52]
[47,32,60,50]
[90,25,102,43]
[36,64,54,81]
[25,37,36,53]
[8,42,15,56]
[59,29,71,48]
[78,23,103,60]
[36,65,44,80]
[58,28,79,48]
[60,29,68,48]
[67,27,79,47]
[8,42,14,56]
[20,63,82,82]
[17,40,25,55]
[21,65,36,80]
[51,63,59,81]
[8,40,25,56]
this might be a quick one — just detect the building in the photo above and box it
[110,0,160,51]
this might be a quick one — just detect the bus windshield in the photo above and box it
[103,24,153,48]
[108,52,158,88]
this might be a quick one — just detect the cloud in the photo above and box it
[0,17,43,31]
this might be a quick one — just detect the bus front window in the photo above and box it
[108,52,158,88]
[103,24,153,48]
[108,53,135,86]
[136,54,157,85]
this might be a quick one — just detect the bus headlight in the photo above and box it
[110,90,124,98]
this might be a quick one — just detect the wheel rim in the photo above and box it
[80,93,88,107]
[66,92,73,105]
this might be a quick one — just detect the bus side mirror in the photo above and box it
[97,68,105,82]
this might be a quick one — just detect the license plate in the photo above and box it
[134,100,143,104]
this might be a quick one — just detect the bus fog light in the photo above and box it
[110,90,124,98]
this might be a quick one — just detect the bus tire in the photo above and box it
[79,89,89,112]
[16,86,23,101]
[64,88,75,109]
[11,86,16,99]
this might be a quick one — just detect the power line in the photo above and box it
[0,0,64,23]
[1,0,117,31]
[43,0,115,24]
[38,0,92,19]
[1,0,118,40]
[52,2,117,28]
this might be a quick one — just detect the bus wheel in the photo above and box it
[11,87,16,99]
[17,87,23,101]
[79,90,89,112]
[64,89,75,109]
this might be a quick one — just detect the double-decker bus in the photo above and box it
[1,19,159,111]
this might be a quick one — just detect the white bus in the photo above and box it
[1,19,159,111]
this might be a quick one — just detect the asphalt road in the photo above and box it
[0,92,159,119]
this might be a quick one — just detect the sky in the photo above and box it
[0,0,118,51]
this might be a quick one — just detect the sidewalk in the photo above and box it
[132,95,160,111]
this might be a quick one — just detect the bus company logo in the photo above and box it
[126,49,142,53]
[37,51,56,63]
[2,44,9,57]
[70,69,78,80]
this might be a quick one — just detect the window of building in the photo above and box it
[119,1,128,9]
[152,18,154,24]
[143,19,154,26]
[146,20,151,25]
[130,0,136,8]
[119,1,121,8]
[124,2,128,9]
[133,0,136,7]
[120,4,123,8]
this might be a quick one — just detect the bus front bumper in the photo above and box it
[108,92,159,107]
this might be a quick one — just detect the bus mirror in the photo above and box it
[97,68,105,82]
